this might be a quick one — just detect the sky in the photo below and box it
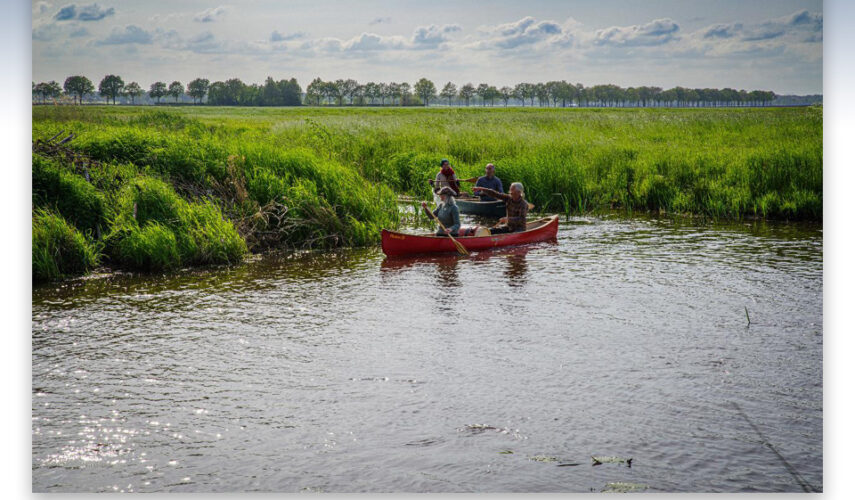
[32,0,823,96]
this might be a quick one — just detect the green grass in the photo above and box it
[32,105,821,277]
[32,154,106,235]
[32,209,100,281]
[105,177,246,271]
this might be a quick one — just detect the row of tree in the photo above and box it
[304,78,777,108]
[33,74,778,108]
[33,75,302,107]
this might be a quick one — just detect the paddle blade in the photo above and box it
[452,239,469,255]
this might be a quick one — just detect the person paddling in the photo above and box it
[421,187,461,237]
[430,159,461,196]
[472,182,528,233]
[474,163,503,201]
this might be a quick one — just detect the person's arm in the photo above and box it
[472,187,510,201]
[421,202,436,219]
[496,178,504,193]
[450,175,461,196]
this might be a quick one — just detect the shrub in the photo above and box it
[106,177,246,270]
[32,154,106,235]
[32,209,100,281]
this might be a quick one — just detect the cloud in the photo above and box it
[678,10,823,63]
[411,24,461,48]
[77,3,114,21]
[741,29,784,42]
[271,30,307,42]
[54,3,114,22]
[782,10,822,30]
[54,4,76,20]
[369,16,391,25]
[34,1,51,15]
[702,23,742,39]
[184,31,223,52]
[70,26,90,37]
[735,10,821,42]
[95,25,153,45]
[194,5,228,23]
[344,32,407,51]
[32,23,63,41]
[473,16,574,50]
[594,18,680,47]
[299,27,458,53]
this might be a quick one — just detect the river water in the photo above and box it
[32,214,822,492]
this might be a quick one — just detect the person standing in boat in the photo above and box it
[421,187,461,237]
[472,182,528,234]
[430,159,461,196]
[474,163,503,201]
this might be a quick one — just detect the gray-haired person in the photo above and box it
[472,182,528,233]
[421,187,461,236]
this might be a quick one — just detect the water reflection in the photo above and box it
[380,244,537,290]
[500,247,530,287]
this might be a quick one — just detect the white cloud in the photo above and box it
[593,18,680,47]
[95,25,153,45]
[77,3,114,21]
[297,24,459,54]
[686,10,823,60]
[194,5,228,23]
[411,24,460,48]
[271,30,307,42]
[470,17,577,50]
[54,3,114,22]
[701,23,743,39]
[34,1,51,15]
[32,23,63,42]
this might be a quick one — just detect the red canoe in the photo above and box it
[381,215,559,257]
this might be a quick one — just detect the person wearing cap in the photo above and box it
[474,163,503,201]
[472,182,528,233]
[421,187,461,237]
[430,159,461,196]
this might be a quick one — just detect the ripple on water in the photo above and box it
[32,217,822,492]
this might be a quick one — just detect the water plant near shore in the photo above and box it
[32,209,100,281]
[104,177,246,270]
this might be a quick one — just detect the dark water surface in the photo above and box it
[32,215,822,492]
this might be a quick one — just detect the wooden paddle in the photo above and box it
[422,202,469,256]
[429,177,478,184]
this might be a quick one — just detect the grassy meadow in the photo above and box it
[32,105,822,280]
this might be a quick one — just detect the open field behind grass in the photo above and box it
[32,105,822,279]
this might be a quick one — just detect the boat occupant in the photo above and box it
[472,182,528,234]
[474,163,503,201]
[429,159,461,196]
[421,187,461,237]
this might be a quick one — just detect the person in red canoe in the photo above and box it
[421,187,461,237]
[429,158,461,196]
[472,182,528,234]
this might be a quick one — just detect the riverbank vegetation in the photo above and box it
[32,105,821,281]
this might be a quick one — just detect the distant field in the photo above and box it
[32,105,822,279]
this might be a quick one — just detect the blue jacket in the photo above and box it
[475,176,504,201]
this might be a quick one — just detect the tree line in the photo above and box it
[33,75,302,106]
[33,74,778,108]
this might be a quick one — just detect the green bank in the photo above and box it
[31,105,822,280]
